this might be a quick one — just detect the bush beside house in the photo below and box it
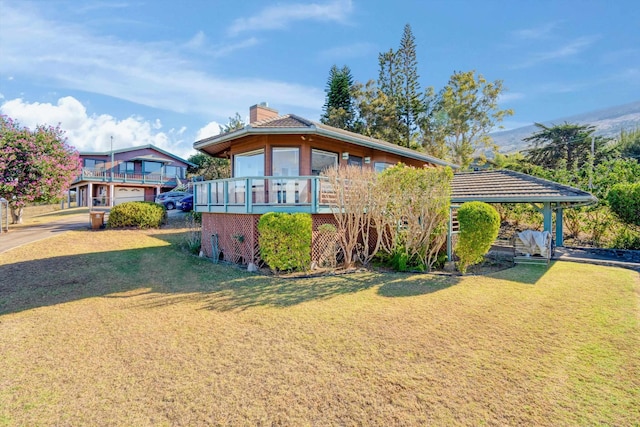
[258,212,312,273]
[107,202,166,229]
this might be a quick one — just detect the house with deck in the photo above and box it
[69,144,194,207]
[193,103,596,267]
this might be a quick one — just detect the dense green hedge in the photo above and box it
[258,212,312,273]
[608,182,640,227]
[107,201,166,229]
[455,201,500,274]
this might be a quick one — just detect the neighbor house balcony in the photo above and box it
[194,176,337,214]
[73,168,179,186]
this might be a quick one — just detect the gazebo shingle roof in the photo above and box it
[452,170,596,205]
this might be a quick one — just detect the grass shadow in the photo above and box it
[377,274,459,297]
[2,230,413,314]
[484,262,552,285]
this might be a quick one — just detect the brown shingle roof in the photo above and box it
[250,114,313,128]
[194,113,457,168]
[452,170,596,204]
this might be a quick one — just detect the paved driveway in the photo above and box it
[0,209,188,255]
[0,212,91,254]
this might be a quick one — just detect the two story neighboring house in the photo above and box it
[70,145,194,207]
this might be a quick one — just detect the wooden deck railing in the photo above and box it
[194,176,336,214]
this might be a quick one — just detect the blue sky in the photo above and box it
[1,0,639,159]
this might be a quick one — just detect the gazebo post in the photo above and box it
[543,202,552,233]
[555,207,564,247]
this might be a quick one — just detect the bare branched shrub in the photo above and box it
[377,165,453,270]
[323,166,383,267]
[322,163,452,271]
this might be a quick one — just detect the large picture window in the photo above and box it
[272,147,299,176]
[143,161,163,175]
[311,149,338,175]
[84,159,105,169]
[119,162,135,174]
[233,149,264,177]
[164,165,185,178]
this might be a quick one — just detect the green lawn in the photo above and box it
[0,228,638,426]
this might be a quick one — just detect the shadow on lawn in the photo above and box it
[486,262,551,285]
[0,230,460,315]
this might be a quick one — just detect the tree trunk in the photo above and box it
[10,206,23,224]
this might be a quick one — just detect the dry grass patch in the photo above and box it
[0,228,638,426]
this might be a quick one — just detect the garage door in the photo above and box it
[114,187,145,205]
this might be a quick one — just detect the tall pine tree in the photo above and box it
[396,24,424,148]
[377,49,403,144]
[321,65,355,130]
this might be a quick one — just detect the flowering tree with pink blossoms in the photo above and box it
[0,115,81,224]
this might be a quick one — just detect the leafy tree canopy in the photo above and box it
[614,127,640,161]
[523,122,612,169]
[219,112,245,134]
[423,71,512,168]
[0,115,81,223]
[321,25,512,168]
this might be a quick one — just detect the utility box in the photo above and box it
[90,211,105,230]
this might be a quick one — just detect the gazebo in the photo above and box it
[448,170,597,259]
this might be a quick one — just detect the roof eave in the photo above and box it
[313,127,458,168]
[451,195,598,204]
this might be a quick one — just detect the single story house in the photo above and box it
[193,103,595,266]
[69,144,195,207]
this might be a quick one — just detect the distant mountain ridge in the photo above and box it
[491,101,640,153]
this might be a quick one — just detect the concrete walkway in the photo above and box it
[0,212,92,254]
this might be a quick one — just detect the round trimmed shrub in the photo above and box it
[258,212,312,273]
[455,201,500,274]
[107,201,167,229]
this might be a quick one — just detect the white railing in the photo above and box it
[74,168,174,184]
[194,176,335,214]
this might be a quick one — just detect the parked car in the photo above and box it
[155,191,189,210]
[177,194,193,212]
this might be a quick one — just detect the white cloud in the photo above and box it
[0,96,196,159]
[0,4,324,121]
[185,31,207,50]
[227,0,353,36]
[195,121,222,141]
[513,36,600,69]
[213,37,260,57]
[512,22,560,40]
[498,92,525,103]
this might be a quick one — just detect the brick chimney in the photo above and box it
[249,102,278,124]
